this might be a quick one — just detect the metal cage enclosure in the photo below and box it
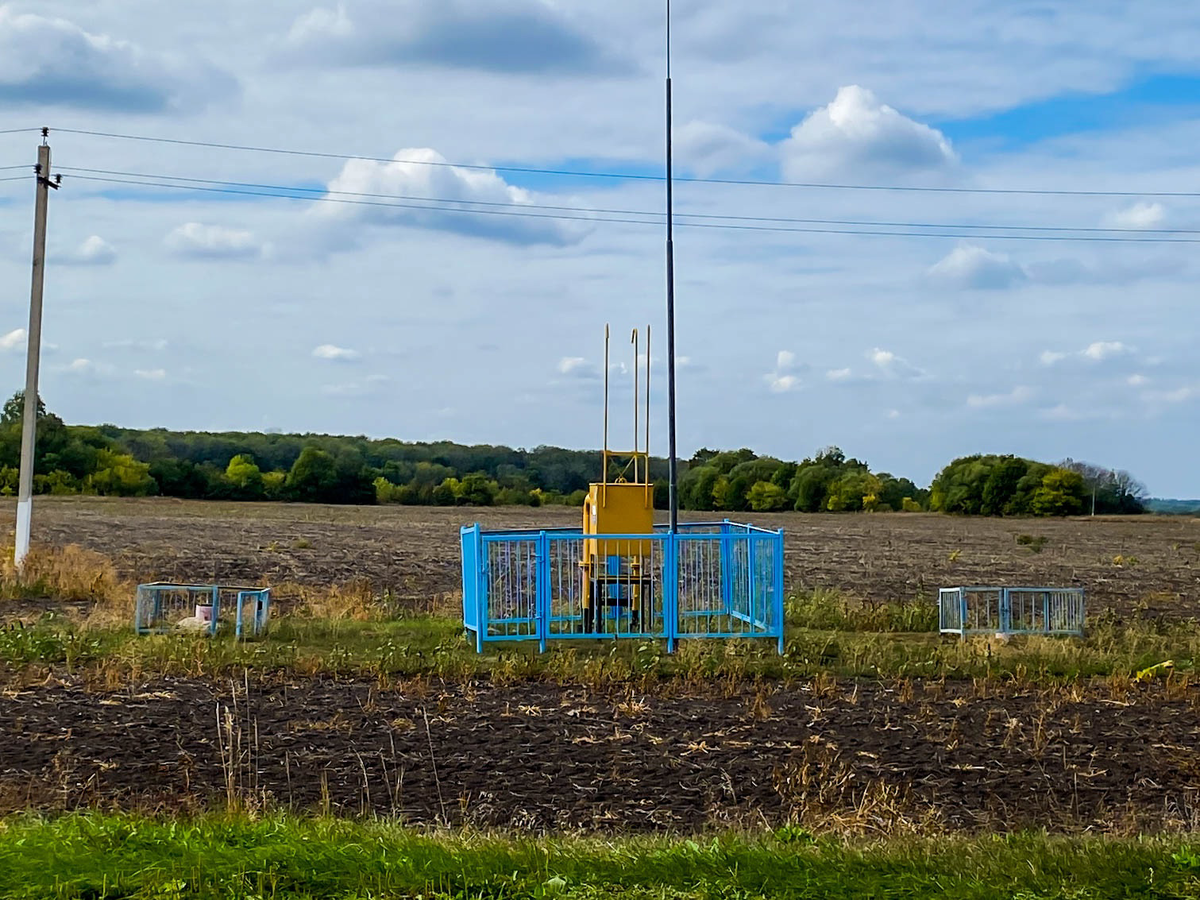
[939,586,1085,637]
[135,582,271,638]
[461,521,785,653]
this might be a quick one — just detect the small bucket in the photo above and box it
[195,604,213,624]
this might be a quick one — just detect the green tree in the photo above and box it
[458,472,497,506]
[85,449,157,496]
[0,391,45,427]
[981,456,1028,516]
[1030,468,1086,517]
[747,480,788,511]
[286,447,338,502]
[225,454,265,500]
[826,472,882,512]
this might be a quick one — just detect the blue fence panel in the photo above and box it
[135,582,270,637]
[939,586,1085,637]
[460,524,785,653]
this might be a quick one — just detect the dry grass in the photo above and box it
[0,542,125,605]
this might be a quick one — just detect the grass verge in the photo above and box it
[0,611,1197,686]
[0,813,1197,899]
[0,546,1197,685]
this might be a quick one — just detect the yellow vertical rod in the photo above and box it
[645,325,651,503]
[632,327,639,484]
[603,324,610,504]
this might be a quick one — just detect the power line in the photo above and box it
[51,126,1200,198]
[55,164,1200,236]
[0,128,38,136]
[0,176,28,184]
[62,172,1200,243]
[0,165,31,171]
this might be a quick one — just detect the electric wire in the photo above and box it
[51,126,1200,198]
[0,128,39,136]
[54,164,1200,236]
[62,172,1200,243]
[0,165,31,171]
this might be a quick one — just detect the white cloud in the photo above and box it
[1042,342,1131,366]
[780,85,957,180]
[59,236,116,266]
[0,7,235,112]
[60,358,114,377]
[134,368,167,381]
[886,409,901,420]
[1082,341,1128,361]
[1127,373,1150,387]
[764,350,803,392]
[927,244,1027,290]
[674,120,772,176]
[868,348,922,379]
[0,328,25,352]
[767,374,800,393]
[312,344,361,361]
[164,223,264,259]
[826,367,853,381]
[557,356,599,379]
[313,149,587,247]
[1161,387,1198,404]
[281,0,622,75]
[288,4,354,43]
[1105,202,1165,230]
[966,386,1034,408]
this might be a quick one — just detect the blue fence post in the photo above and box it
[665,531,677,654]
[959,588,968,637]
[537,531,550,653]
[720,519,733,617]
[1043,590,1051,635]
[747,532,757,632]
[775,528,785,655]
[475,526,486,653]
[209,584,220,636]
[1000,588,1011,634]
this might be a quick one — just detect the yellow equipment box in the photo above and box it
[583,480,654,558]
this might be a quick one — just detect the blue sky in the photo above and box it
[4,1,1200,495]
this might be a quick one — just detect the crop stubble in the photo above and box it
[5,498,1200,618]
[0,676,1198,833]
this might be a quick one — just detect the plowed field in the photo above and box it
[2,676,1197,833]
[7,498,1200,618]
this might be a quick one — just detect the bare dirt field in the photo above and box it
[5,498,1200,618]
[2,675,1197,833]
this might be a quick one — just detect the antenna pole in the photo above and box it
[632,328,639,483]
[603,324,610,504]
[645,325,651,504]
[665,0,679,533]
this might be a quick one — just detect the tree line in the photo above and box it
[0,393,1147,516]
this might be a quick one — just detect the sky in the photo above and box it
[2,2,1200,495]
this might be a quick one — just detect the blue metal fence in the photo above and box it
[135,582,271,638]
[461,521,785,653]
[939,586,1085,637]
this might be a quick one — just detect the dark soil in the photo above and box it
[2,676,1198,832]
[5,498,1200,618]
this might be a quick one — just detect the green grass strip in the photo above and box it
[0,814,1197,899]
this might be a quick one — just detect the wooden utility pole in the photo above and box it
[16,129,58,569]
